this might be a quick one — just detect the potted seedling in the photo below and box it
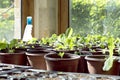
[53,27,78,53]
[25,35,57,69]
[26,42,47,69]
[44,28,80,72]
[0,39,7,52]
[25,38,40,49]
[0,39,27,65]
[40,34,58,47]
[44,52,80,72]
[76,34,106,73]
[85,36,120,75]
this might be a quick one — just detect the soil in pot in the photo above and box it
[85,55,120,75]
[44,53,80,72]
[14,48,27,53]
[26,49,50,69]
[90,51,103,55]
[52,49,77,54]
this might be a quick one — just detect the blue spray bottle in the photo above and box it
[22,16,33,41]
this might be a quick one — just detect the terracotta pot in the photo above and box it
[0,52,27,65]
[95,48,119,56]
[77,56,88,73]
[81,50,103,55]
[118,60,120,75]
[26,49,49,69]
[44,53,80,72]
[85,55,120,75]
[77,51,92,73]
[14,48,27,53]
[81,47,90,51]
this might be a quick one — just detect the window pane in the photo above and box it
[0,0,21,41]
[70,0,120,37]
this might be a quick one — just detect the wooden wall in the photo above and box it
[21,0,69,37]
[21,0,34,37]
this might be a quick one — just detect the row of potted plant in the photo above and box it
[41,28,120,75]
[0,28,120,75]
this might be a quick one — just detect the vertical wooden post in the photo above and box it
[58,0,69,34]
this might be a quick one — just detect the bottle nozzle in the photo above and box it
[27,16,32,25]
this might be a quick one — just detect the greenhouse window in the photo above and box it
[70,0,120,37]
[0,0,21,41]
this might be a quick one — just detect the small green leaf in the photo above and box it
[65,28,73,38]
[8,49,14,53]
[102,48,108,54]
[28,38,38,44]
[0,40,8,50]
[58,52,64,58]
[10,39,18,47]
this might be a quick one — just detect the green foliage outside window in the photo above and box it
[0,0,14,41]
[70,0,120,38]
